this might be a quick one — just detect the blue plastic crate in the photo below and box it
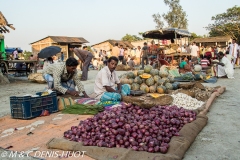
[10,91,58,119]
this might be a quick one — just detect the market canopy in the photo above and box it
[142,28,191,39]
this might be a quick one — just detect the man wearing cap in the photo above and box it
[69,46,93,81]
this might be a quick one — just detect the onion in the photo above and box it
[64,104,197,153]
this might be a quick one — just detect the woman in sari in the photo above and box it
[179,56,192,74]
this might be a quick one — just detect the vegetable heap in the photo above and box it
[171,93,204,110]
[62,104,104,115]
[64,104,196,153]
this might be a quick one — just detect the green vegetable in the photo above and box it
[62,104,104,115]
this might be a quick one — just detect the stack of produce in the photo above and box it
[64,103,196,153]
[120,65,179,94]
[171,93,204,110]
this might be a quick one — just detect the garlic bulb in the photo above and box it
[171,93,204,110]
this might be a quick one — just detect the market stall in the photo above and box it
[142,28,191,68]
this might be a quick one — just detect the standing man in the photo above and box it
[135,46,141,65]
[69,45,93,81]
[229,39,239,69]
[112,43,120,58]
[13,48,18,59]
[60,52,64,61]
[118,45,124,63]
[140,42,149,69]
[190,42,199,59]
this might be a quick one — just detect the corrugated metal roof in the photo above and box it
[0,11,15,33]
[192,36,231,43]
[92,39,134,48]
[30,36,89,44]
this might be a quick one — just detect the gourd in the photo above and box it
[149,85,157,93]
[144,65,153,73]
[153,75,160,83]
[127,72,135,79]
[150,69,159,76]
[137,70,144,76]
[165,82,173,90]
[140,84,149,93]
[149,93,164,98]
[134,76,143,84]
[146,77,155,86]
[139,73,151,79]
[157,86,165,94]
[131,83,140,90]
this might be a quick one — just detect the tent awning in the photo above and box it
[142,28,191,39]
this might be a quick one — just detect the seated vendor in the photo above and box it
[94,56,130,101]
[200,55,211,69]
[214,52,234,79]
[179,56,192,74]
[42,57,89,97]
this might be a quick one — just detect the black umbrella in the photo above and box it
[38,46,61,58]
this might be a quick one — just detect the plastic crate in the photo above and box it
[10,91,58,119]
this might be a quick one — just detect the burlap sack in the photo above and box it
[178,82,195,89]
[46,114,208,160]
[28,73,46,83]
[122,95,173,108]
[194,82,205,90]
[200,86,225,115]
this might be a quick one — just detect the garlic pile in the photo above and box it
[171,93,204,110]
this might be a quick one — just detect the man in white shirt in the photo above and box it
[94,56,130,101]
[229,39,239,68]
[217,52,234,79]
[119,45,124,63]
[135,46,141,65]
[190,42,199,59]
[13,48,18,59]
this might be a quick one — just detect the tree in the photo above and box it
[152,13,164,29]
[152,0,188,29]
[190,32,203,41]
[121,34,142,42]
[206,5,240,42]
[23,50,32,60]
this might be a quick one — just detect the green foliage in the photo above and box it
[87,46,93,53]
[190,32,203,41]
[152,0,188,29]
[121,34,142,42]
[23,50,32,60]
[206,5,240,43]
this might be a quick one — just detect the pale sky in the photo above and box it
[1,0,240,51]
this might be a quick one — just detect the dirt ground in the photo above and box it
[0,69,240,160]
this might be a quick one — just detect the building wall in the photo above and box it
[31,37,54,55]
[31,38,70,60]
[92,42,112,53]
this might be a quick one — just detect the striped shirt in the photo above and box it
[42,63,84,94]
[201,59,210,68]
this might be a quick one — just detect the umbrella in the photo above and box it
[38,46,61,58]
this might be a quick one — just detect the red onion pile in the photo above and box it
[64,104,196,153]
